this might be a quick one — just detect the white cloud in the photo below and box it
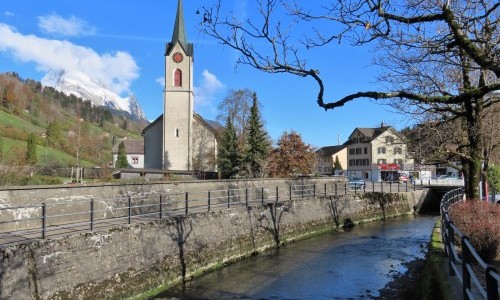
[0,23,138,95]
[194,69,225,106]
[38,13,96,37]
[4,11,14,17]
[155,77,165,87]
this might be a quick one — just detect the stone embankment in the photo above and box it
[0,180,426,299]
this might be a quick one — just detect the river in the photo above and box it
[152,215,437,300]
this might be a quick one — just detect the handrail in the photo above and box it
[0,180,425,247]
[440,188,500,300]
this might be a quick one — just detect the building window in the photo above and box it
[174,69,182,87]
[349,159,355,166]
[352,138,358,143]
[356,159,362,166]
[363,159,369,166]
[377,159,387,164]
[131,156,139,165]
[394,147,402,154]
[385,136,394,144]
[377,147,386,154]
[359,137,365,143]
[394,159,403,165]
[349,148,355,155]
[364,147,367,154]
[355,148,361,155]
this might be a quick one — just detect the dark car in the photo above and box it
[348,177,365,190]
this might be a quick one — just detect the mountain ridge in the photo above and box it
[41,70,147,121]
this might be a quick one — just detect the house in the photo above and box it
[315,145,347,175]
[346,123,414,181]
[141,0,219,171]
[112,139,144,169]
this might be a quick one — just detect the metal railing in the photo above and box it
[0,180,425,248]
[440,188,500,300]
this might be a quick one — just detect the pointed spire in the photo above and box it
[171,0,188,51]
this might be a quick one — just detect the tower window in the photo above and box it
[174,69,182,87]
[175,129,179,137]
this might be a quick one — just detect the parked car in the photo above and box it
[348,177,365,190]
[398,174,409,183]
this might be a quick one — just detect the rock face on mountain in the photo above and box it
[42,70,147,120]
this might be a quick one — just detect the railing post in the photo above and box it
[160,194,163,220]
[208,190,211,212]
[313,184,316,198]
[324,183,327,197]
[486,266,499,300]
[381,182,384,194]
[372,181,375,193]
[128,195,132,224]
[185,192,189,215]
[363,183,366,193]
[344,182,347,195]
[276,186,279,202]
[245,188,248,206]
[354,183,357,195]
[405,180,408,192]
[389,182,392,193]
[41,202,46,239]
[335,183,338,196]
[261,187,264,204]
[397,181,400,192]
[227,189,231,208]
[289,185,292,201]
[462,237,472,300]
[90,198,94,231]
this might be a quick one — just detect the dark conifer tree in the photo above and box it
[26,133,37,165]
[218,116,241,178]
[244,92,270,178]
[115,141,129,168]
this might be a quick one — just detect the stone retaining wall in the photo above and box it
[0,189,425,300]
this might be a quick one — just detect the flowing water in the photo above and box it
[152,215,437,300]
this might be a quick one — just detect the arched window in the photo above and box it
[174,69,182,87]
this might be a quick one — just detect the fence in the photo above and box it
[440,188,500,300]
[0,179,426,248]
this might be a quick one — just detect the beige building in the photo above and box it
[315,145,347,175]
[346,124,413,181]
[142,0,219,171]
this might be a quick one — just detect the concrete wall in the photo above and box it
[0,189,423,300]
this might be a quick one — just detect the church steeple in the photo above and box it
[166,0,193,57]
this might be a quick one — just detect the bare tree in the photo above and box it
[216,88,255,144]
[199,0,499,198]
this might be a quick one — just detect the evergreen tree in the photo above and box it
[0,136,3,162]
[244,93,270,178]
[26,133,37,165]
[333,155,343,171]
[218,116,241,178]
[115,141,129,168]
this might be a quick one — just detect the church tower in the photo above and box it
[163,0,194,170]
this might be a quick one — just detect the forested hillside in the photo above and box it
[0,72,148,173]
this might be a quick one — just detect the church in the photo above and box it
[142,0,220,171]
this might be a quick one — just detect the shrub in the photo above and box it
[449,200,500,263]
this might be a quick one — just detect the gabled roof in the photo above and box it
[346,125,406,144]
[141,113,222,140]
[316,145,346,156]
[112,139,144,155]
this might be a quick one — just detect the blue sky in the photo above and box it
[0,0,411,148]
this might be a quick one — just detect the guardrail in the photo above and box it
[440,188,500,300]
[0,180,424,248]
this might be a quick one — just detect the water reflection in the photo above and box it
[153,215,436,300]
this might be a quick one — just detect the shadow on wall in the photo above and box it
[168,216,193,284]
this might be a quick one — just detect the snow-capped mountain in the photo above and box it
[41,70,147,120]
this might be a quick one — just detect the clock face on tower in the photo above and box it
[172,52,184,63]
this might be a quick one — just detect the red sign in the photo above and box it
[378,163,400,170]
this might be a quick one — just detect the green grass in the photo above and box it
[0,136,94,167]
[0,109,45,133]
